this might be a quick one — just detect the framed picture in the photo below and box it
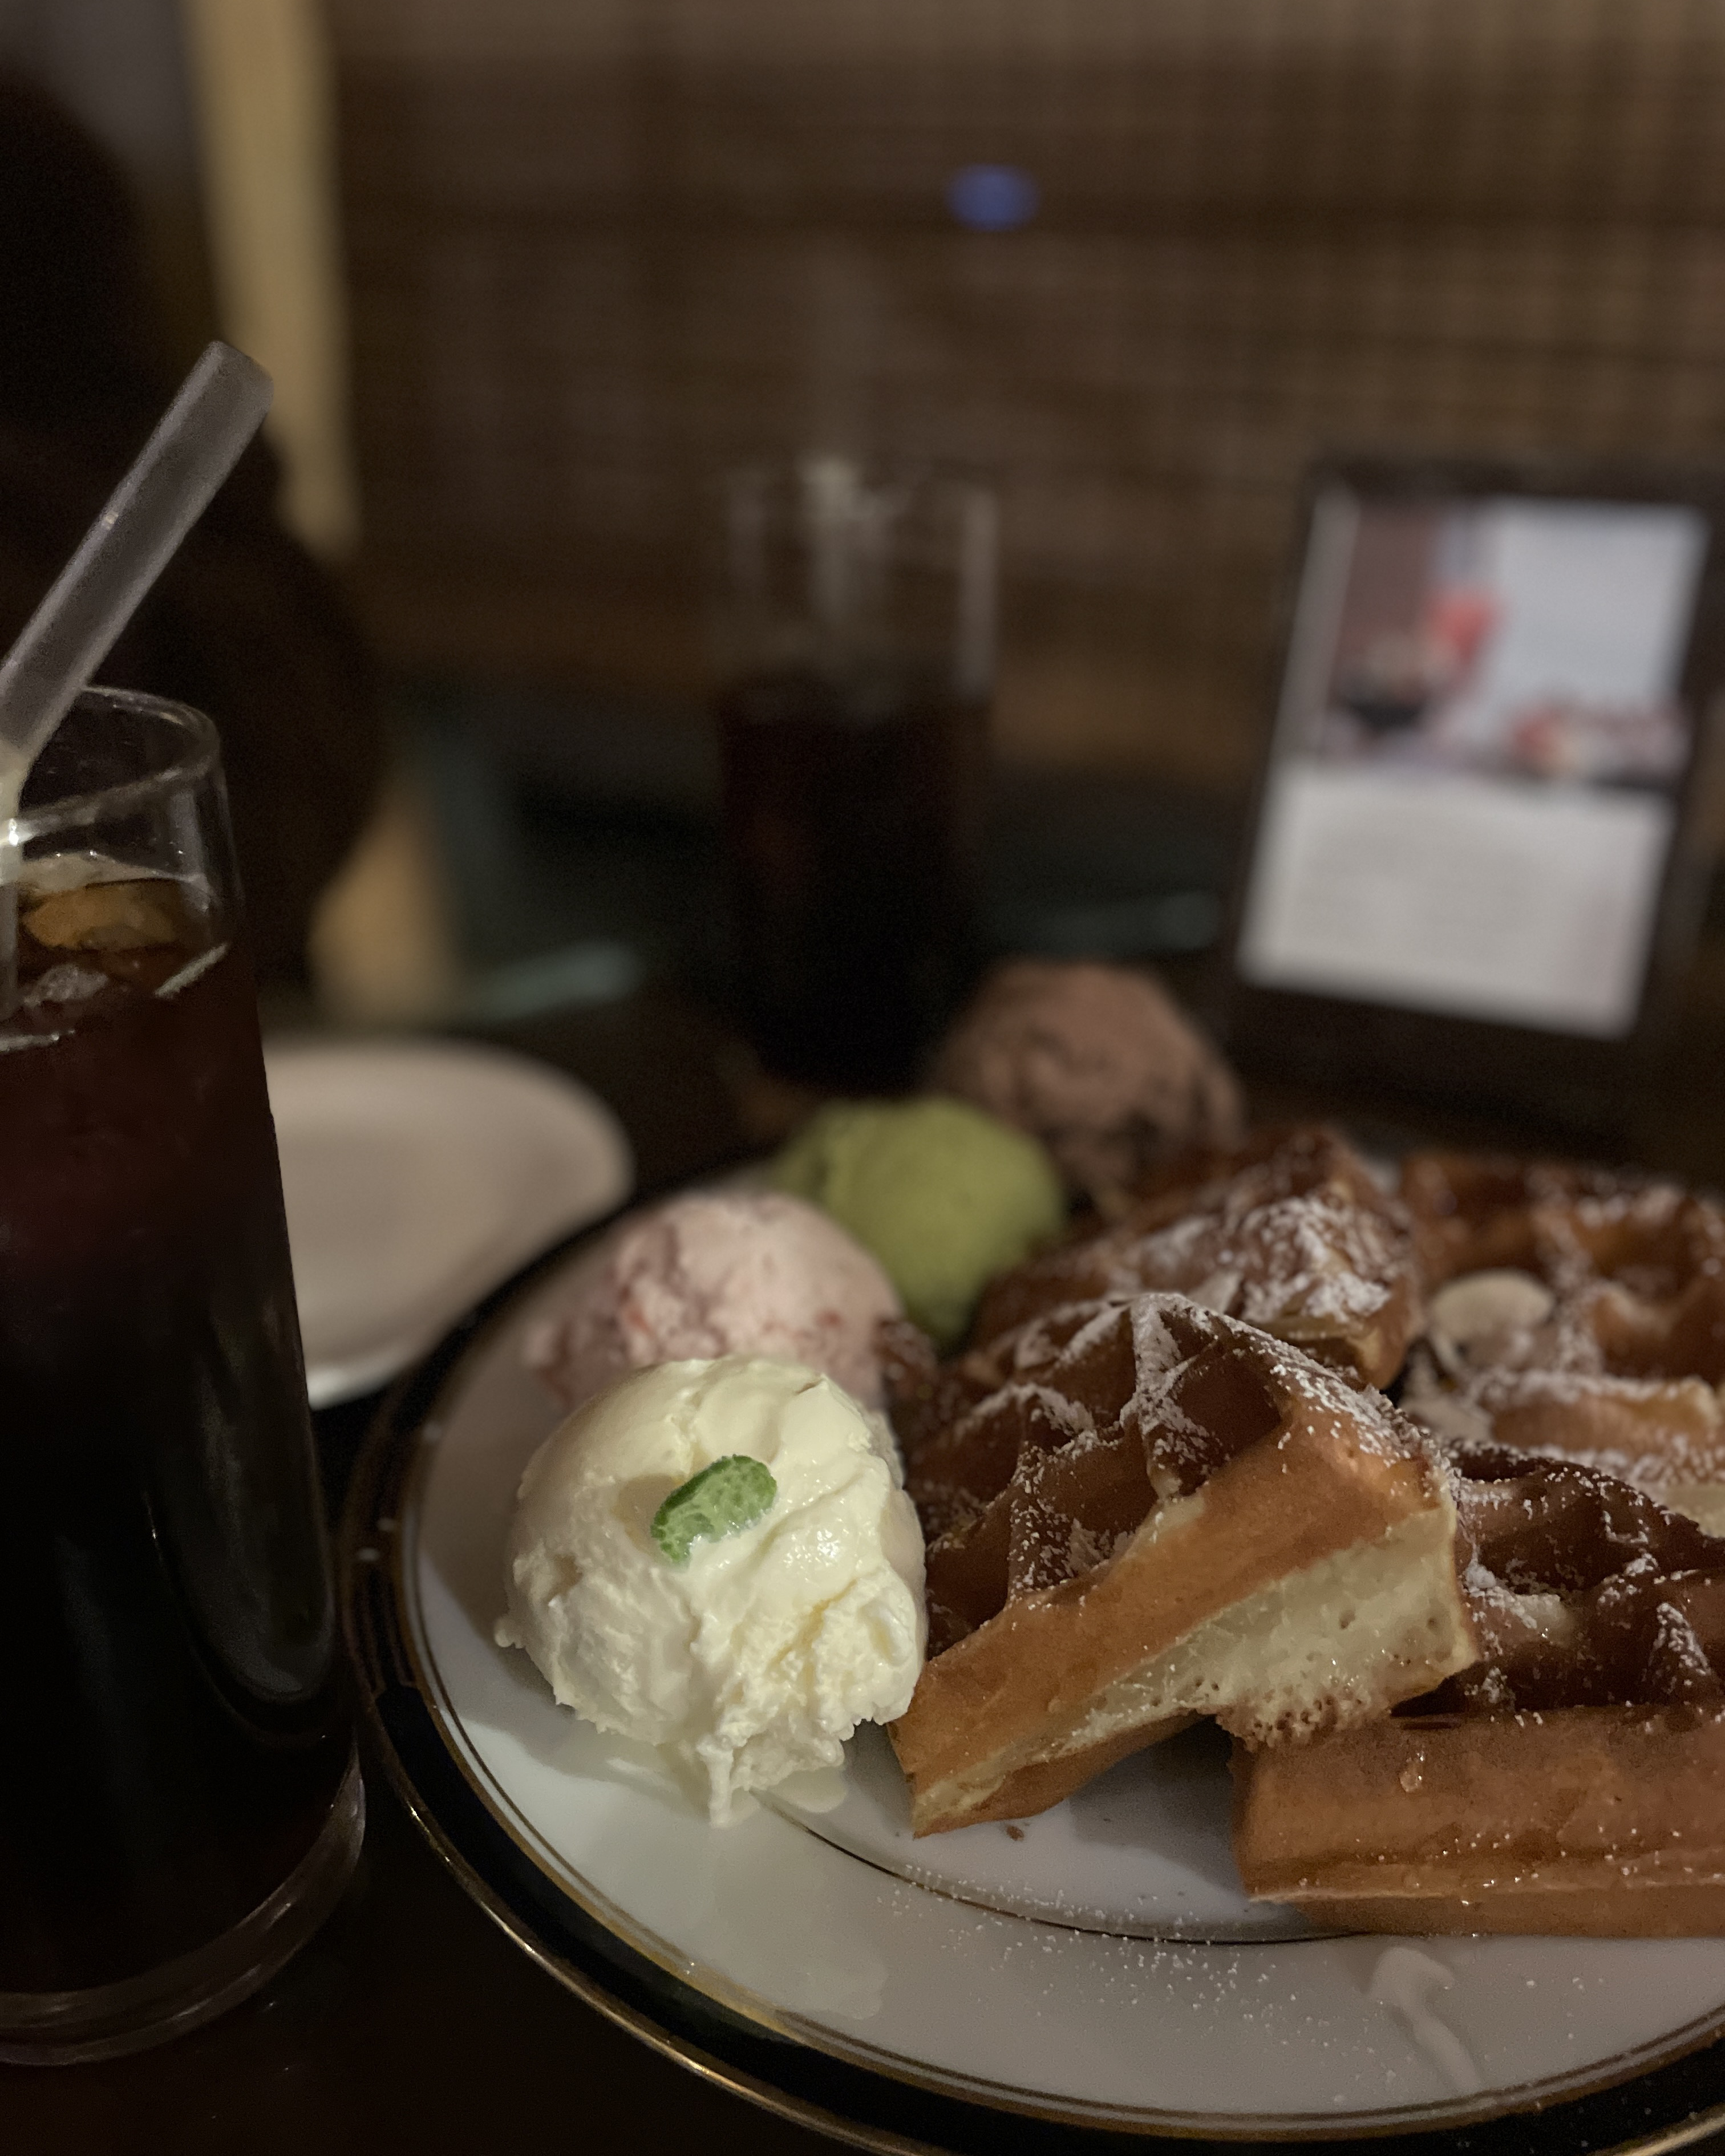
[1221,454,1725,1133]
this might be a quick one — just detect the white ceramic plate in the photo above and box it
[341,1235,1725,2151]
[266,1038,632,1407]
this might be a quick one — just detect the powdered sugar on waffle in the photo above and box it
[904,1291,1432,1650]
[1056,1193,1398,1329]
[1403,1272,1725,1490]
[973,1128,1420,1388]
[1208,1195,1395,1328]
[1415,1443,1725,1715]
[1122,1292,1415,1497]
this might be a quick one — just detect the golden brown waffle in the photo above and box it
[1127,1124,1394,1231]
[1399,1150,1725,1530]
[1232,1444,1725,1935]
[1440,1442,1725,1712]
[1400,1153,1725,1383]
[1232,1707,1725,1935]
[1409,1364,1725,1536]
[887,1294,1476,1835]
[970,1126,1420,1389]
[1400,1150,1648,1283]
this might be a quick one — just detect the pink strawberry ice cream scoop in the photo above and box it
[523,1190,901,1411]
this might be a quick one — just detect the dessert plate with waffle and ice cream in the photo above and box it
[341,962,1725,2151]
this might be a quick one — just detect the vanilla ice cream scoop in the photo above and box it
[496,1356,926,1823]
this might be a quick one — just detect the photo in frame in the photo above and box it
[1222,456,1725,1133]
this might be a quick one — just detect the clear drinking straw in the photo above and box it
[0,341,272,1015]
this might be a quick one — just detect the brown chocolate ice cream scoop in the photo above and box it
[930,958,1244,1207]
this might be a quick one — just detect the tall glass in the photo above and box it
[0,688,361,2064]
[714,459,997,1088]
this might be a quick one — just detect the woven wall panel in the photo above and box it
[331,0,1725,784]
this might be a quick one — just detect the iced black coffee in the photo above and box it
[0,690,358,2062]
[713,461,997,1088]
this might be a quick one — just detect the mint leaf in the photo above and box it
[652,1456,778,1565]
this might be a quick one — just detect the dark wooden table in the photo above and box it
[9,978,1725,2156]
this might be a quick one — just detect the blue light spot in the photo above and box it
[946,164,1039,233]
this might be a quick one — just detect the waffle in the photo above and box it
[1408,1363,1725,1537]
[1401,1151,1725,1384]
[1399,1153,1725,1532]
[970,1127,1420,1391]
[1232,1444,1725,1934]
[886,1294,1476,1836]
[1401,1150,1655,1283]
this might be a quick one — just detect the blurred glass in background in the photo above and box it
[714,459,995,1085]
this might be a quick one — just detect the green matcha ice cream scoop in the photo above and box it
[771,1097,1066,1349]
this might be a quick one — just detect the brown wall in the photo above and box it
[329,0,1725,789]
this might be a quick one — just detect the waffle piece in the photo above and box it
[970,1127,1419,1389]
[884,1297,1145,1549]
[1233,1446,1725,1934]
[1232,1707,1725,1936]
[1125,1124,1394,1235]
[1399,1172,1725,1533]
[1402,1152,1725,1383]
[1440,1442,1725,1711]
[888,1294,1476,1835]
[1401,1150,1649,1284]
[1408,1361,1725,1537]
